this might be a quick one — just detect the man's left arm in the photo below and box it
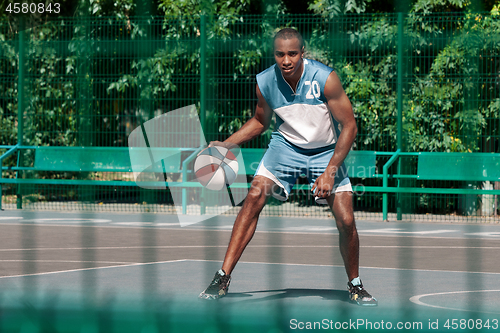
[312,71,357,198]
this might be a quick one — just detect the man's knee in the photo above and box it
[247,186,265,204]
[336,214,356,235]
[246,177,275,205]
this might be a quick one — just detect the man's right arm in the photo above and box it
[210,84,273,149]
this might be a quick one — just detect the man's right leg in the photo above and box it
[221,175,276,275]
[199,175,277,299]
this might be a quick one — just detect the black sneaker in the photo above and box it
[348,281,378,306]
[199,269,231,300]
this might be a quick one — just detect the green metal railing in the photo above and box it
[1,13,499,222]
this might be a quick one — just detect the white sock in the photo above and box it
[350,277,361,286]
[218,269,226,276]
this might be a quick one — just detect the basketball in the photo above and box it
[194,146,239,190]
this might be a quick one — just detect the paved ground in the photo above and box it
[0,210,499,332]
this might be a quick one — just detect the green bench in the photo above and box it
[417,152,500,182]
[378,150,500,220]
[0,147,198,211]
[380,151,500,192]
[1,147,193,187]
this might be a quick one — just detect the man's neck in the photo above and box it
[284,62,304,92]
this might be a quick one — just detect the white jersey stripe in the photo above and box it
[274,103,337,149]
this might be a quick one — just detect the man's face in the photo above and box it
[274,37,304,80]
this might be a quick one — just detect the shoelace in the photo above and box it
[220,275,230,285]
[354,285,371,298]
[211,274,230,287]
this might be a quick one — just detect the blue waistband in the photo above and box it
[270,132,336,156]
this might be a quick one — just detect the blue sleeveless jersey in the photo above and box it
[256,59,340,149]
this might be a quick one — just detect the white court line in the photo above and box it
[3,245,500,251]
[360,228,458,235]
[6,257,500,280]
[263,245,500,249]
[22,218,111,223]
[114,222,179,226]
[0,245,500,251]
[1,221,500,241]
[197,225,500,240]
[179,259,500,275]
[0,260,135,264]
[410,290,500,315]
[277,226,337,232]
[3,257,499,280]
[0,259,188,279]
[465,232,500,237]
[0,217,23,220]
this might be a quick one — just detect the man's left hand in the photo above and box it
[311,166,338,198]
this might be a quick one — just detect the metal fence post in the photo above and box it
[383,150,400,221]
[396,12,404,220]
[199,14,207,215]
[16,17,25,210]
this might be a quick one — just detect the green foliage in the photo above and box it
[308,0,373,16]
[412,0,469,13]
[0,105,17,145]
[1,6,499,154]
[404,9,500,152]
[347,18,397,52]
[87,0,135,17]
[159,0,250,34]
[340,57,398,151]
[308,0,343,17]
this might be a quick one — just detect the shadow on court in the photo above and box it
[228,288,349,303]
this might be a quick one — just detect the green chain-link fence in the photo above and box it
[1,13,499,222]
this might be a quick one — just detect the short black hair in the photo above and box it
[273,28,304,50]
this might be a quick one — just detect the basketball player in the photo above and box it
[199,28,377,306]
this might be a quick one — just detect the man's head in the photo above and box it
[273,28,305,81]
[273,28,304,50]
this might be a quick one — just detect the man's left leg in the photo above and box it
[327,191,377,306]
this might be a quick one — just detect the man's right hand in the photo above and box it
[198,141,240,156]
[208,141,239,149]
